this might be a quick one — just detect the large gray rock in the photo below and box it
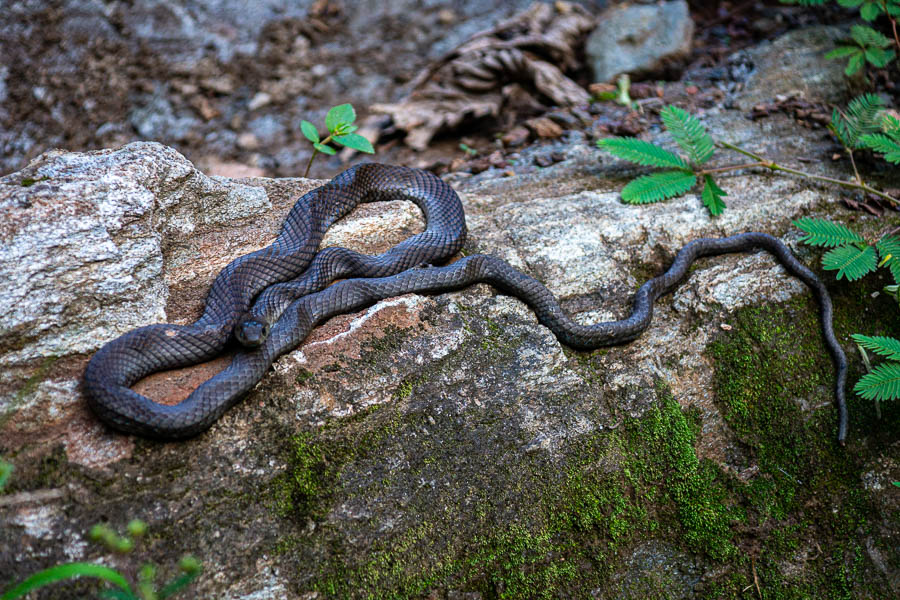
[1,118,898,598]
[732,26,852,110]
[586,0,694,83]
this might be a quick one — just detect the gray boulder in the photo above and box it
[586,0,694,83]
[1,117,897,598]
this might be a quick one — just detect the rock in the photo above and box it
[2,111,899,598]
[247,92,273,112]
[731,26,851,111]
[586,0,694,83]
[501,125,531,147]
[525,116,564,139]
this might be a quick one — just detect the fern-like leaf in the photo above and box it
[851,334,900,360]
[854,362,900,401]
[620,170,696,204]
[832,94,885,148]
[701,175,727,216]
[864,47,896,68]
[659,106,715,165]
[860,133,900,164]
[596,138,688,169]
[876,235,900,283]
[850,24,891,48]
[822,244,877,280]
[793,217,865,247]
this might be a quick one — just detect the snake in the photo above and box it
[83,163,848,443]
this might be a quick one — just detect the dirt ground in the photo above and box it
[2,0,885,181]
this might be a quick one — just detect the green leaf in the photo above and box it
[851,334,900,360]
[1,563,132,600]
[836,0,864,7]
[620,170,696,204]
[597,137,688,168]
[822,244,877,280]
[860,133,900,164]
[865,47,895,68]
[313,142,337,156]
[832,94,885,148]
[845,52,865,75]
[701,174,727,216]
[793,217,865,247]
[825,45,862,59]
[659,106,715,164]
[859,1,884,20]
[854,362,900,400]
[325,104,356,133]
[851,24,891,48]
[300,120,319,143]
[876,235,900,282]
[332,133,375,153]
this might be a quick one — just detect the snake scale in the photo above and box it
[83,163,848,443]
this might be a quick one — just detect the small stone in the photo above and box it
[501,126,530,147]
[525,117,563,139]
[248,92,272,111]
[237,132,260,150]
[487,150,507,169]
[200,76,235,95]
[534,154,553,167]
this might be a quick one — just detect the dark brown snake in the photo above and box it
[83,163,848,442]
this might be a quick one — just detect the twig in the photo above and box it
[716,141,900,205]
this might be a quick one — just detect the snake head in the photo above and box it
[234,314,271,348]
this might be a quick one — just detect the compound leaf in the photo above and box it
[860,133,900,163]
[597,137,688,168]
[659,105,715,165]
[701,174,727,216]
[825,45,862,59]
[854,362,900,401]
[851,24,891,47]
[793,217,865,247]
[876,235,900,282]
[822,244,877,280]
[851,334,900,360]
[620,170,696,204]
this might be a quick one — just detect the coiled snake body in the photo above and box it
[83,163,848,442]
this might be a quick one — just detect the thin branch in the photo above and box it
[715,141,900,205]
[698,162,769,175]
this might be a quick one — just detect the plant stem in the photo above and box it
[303,134,334,178]
[699,162,769,175]
[884,1,900,50]
[715,141,900,205]
[303,150,318,178]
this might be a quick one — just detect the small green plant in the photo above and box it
[1,519,201,600]
[300,103,375,177]
[597,105,727,215]
[794,216,900,403]
[591,74,638,110]
[458,142,478,157]
[597,97,899,216]
[781,0,900,75]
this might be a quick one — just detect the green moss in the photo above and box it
[701,282,900,598]
[268,273,898,599]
